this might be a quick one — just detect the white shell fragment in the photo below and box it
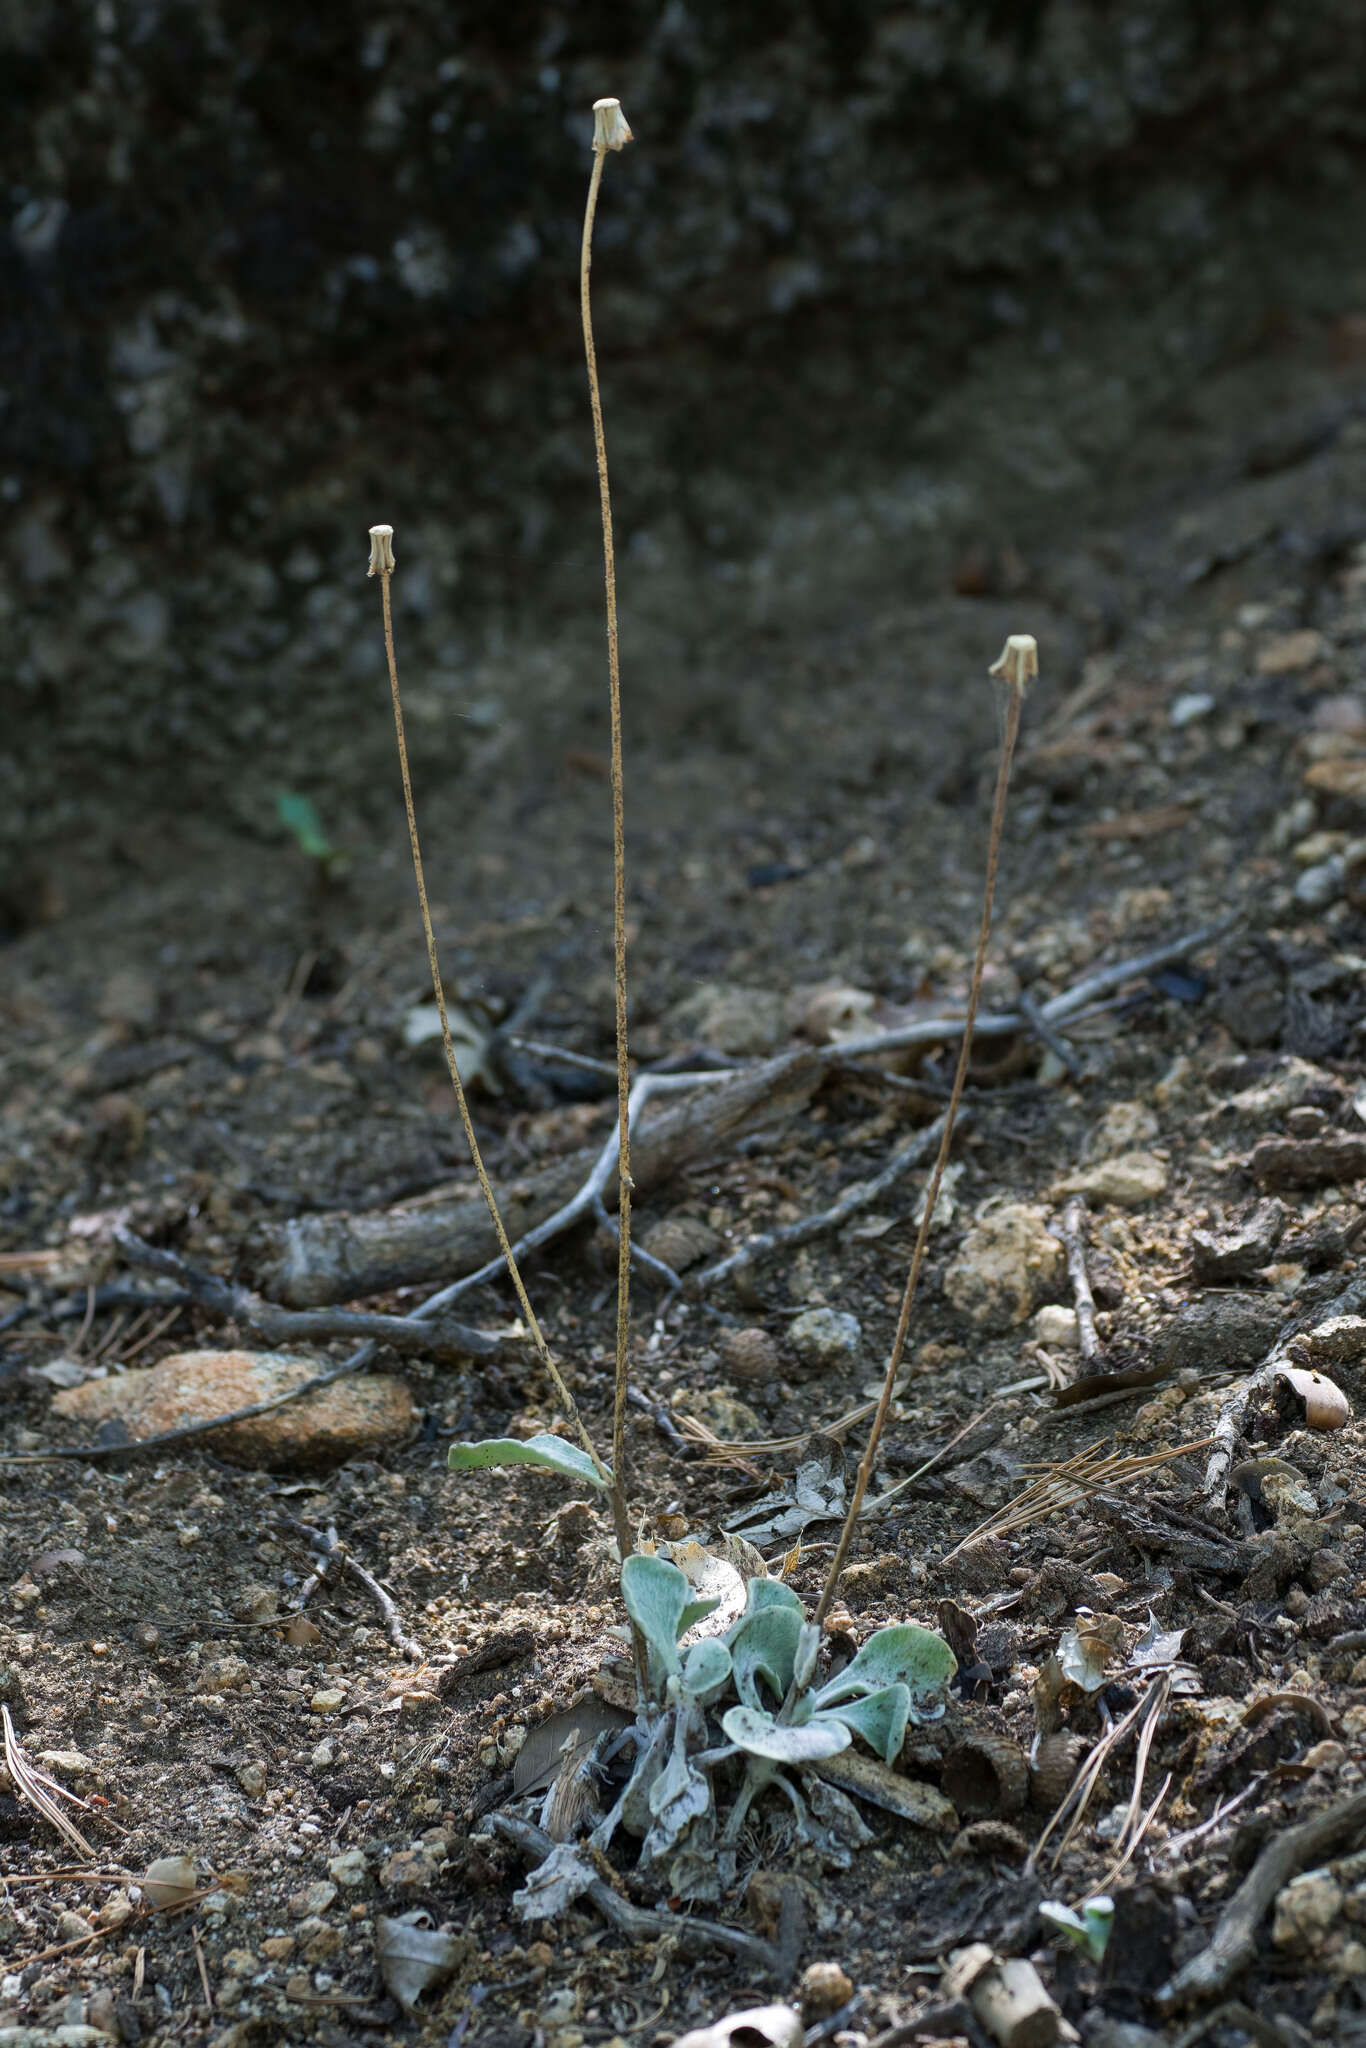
[141,1854,198,1909]
[1275,1364,1350,1432]
[670,2005,805,2048]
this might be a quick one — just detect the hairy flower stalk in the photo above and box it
[581,98,636,1564]
[813,634,1037,1627]
[367,523,607,1484]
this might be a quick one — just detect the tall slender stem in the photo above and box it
[371,539,606,1484]
[581,125,634,1564]
[814,660,1029,1628]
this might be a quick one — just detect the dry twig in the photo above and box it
[288,1518,422,1663]
[1058,1196,1101,1363]
[488,1812,791,1978]
[1157,1789,1366,2010]
[580,96,637,1557]
[115,1228,504,1361]
[692,1110,957,1293]
[368,522,608,1492]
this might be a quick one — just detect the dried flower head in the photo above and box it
[989,633,1038,693]
[368,524,395,577]
[592,98,633,152]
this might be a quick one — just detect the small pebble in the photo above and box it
[236,1760,267,1798]
[1294,857,1344,908]
[289,1881,337,1919]
[327,1847,369,1887]
[1170,691,1215,727]
[310,1688,346,1714]
[719,1327,781,1382]
[799,1962,854,2017]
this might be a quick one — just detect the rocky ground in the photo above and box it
[5,313,1366,2048]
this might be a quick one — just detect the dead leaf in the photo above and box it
[284,1616,322,1647]
[513,1696,631,1798]
[1057,1613,1127,1693]
[375,1910,471,2013]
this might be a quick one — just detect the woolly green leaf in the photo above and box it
[812,1624,956,1724]
[679,1638,732,1704]
[446,1433,608,1489]
[721,1704,851,1765]
[677,1596,721,1637]
[728,1606,803,1712]
[818,1684,910,1764]
[621,1554,688,1690]
[733,1578,804,1623]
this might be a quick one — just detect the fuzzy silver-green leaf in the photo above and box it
[446,1433,608,1488]
[721,1704,852,1764]
[812,1623,956,1723]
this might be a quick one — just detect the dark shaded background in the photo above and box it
[5,0,1366,909]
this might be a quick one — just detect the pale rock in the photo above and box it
[669,2006,804,2048]
[1274,1869,1343,1951]
[381,1838,447,1889]
[799,1961,854,2016]
[943,1203,1065,1331]
[195,1655,250,1693]
[1086,1099,1158,1158]
[289,1880,337,1919]
[787,1307,861,1373]
[1262,1470,1319,1522]
[328,1847,369,1887]
[94,1892,135,1931]
[1032,1304,1080,1349]
[236,1760,267,1797]
[1258,628,1327,675]
[310,1688,346,1715]
[51,1350,417,1470]
[1230,1057,1336,1117]
[668,983,787,1057]
[1296,858,1344,908]
[673,1387,763,1440]
[1053,1152,1168,1206]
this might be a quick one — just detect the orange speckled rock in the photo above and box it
[51,1350,417,1470]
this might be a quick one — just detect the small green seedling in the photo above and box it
[1040,1895,1114,1963]
[275,790,347,879]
